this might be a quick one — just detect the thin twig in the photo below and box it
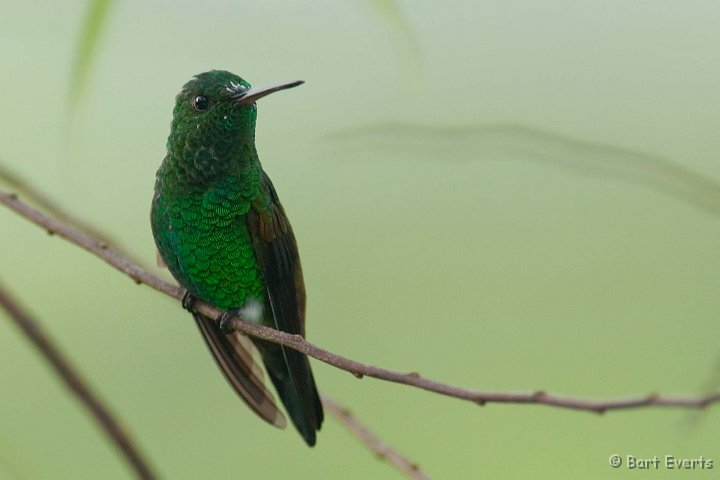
[0,161,145,266]
[1,186,426,477]
[2,188,720,414]
[0,279,158,480]
[322,395,431,480]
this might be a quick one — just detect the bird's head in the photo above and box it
[167,70,303,161]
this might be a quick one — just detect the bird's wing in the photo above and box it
[247,173,307,336]
[247,172,323,445]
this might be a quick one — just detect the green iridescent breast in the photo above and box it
[152,174,266,311]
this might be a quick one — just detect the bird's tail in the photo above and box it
[192,312,287,428]
[254,338,324,446]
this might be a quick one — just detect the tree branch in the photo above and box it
[0,279,158,480]
[0,186,427,478]
[0,161,144,266]
[2,188,719,414]
[322,395,431,480]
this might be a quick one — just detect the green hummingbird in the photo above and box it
[151,70,323,446]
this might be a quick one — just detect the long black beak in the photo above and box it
[232,80,304,105]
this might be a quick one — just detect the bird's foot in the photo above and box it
[181,291,197,312]
[216,309,240,334]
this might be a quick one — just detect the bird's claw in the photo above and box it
[181,291,197,312]
[217,309,240,334]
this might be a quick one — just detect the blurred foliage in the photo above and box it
[366,0,423,93]
[329,122,720,217]
[68,0,115,108]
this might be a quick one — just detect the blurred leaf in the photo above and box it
[328,122,720,216]
[367,0,423,93]
[68,0,115,107]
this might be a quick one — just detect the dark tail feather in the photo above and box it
[192,313,286,428]
[256,339,324,446]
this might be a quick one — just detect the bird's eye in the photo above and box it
[192,95,209,111]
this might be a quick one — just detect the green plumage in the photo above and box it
[151,70,322,445]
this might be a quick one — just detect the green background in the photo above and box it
[1,1,719,478]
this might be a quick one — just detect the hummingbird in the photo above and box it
[151,70,323,446]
